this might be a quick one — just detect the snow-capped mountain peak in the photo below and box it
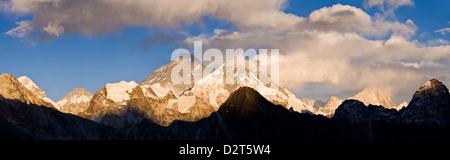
[105,81,138,103]
[190,61,312,113]
[16,75,60,109]
[349,87,397,109]
[0,73,54,108]
[57,88,93,114]
[312,87,399,117]
[17,76,46,99]
[140,57,205,97]
[312,96,344,117]
[58,88,92,103]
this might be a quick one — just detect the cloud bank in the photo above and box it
[2,0,450,103]
[3,0,299,37]
[184,3,450,102]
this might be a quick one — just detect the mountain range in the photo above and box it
[310,87,404,118]
[75,59,314,128]
[1,60,450,140]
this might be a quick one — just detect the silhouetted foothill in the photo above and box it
[218,86,275,117]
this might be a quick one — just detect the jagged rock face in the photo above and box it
[16,76,59,109]
[334,79,450,127]
[82,87,117,121]
[140,58,205,97]
[123,86,215,127]
[410,79,449,99]
[81,82,152,124]
[0,73,52,108]
[90,59,311,128]
[401,79,450,126]
[17,76,46,98]
[82,81,215,128]
[57,88,93,115]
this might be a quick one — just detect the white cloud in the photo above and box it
[297,4,372,32]
[295,4,416,38]
[399,62,420,69]
[365,0,414,10]
[3,0,449,103]
[184,4,450,102]
[3,0,300,37]
[435,28,450,35]
[365,0,414,20]
[5,20,33,38]
[427,39,450,46]
[369,18,416,38]
[43,22,64,37]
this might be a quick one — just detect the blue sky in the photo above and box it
[0,0,449,103]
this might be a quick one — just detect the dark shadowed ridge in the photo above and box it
[3,79,450,140]
[207,86,343,140]
[334,78,450,126]
[0,95,113,140]
[116,86,343,140]
[332,78,450,139]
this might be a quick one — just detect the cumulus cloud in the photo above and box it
[3,0,300,38]
[296,4,372,32]
[184,4,450,103]
[188,29,450,102]
[295,4,416,38]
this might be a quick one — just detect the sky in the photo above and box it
[0,0,449,104]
